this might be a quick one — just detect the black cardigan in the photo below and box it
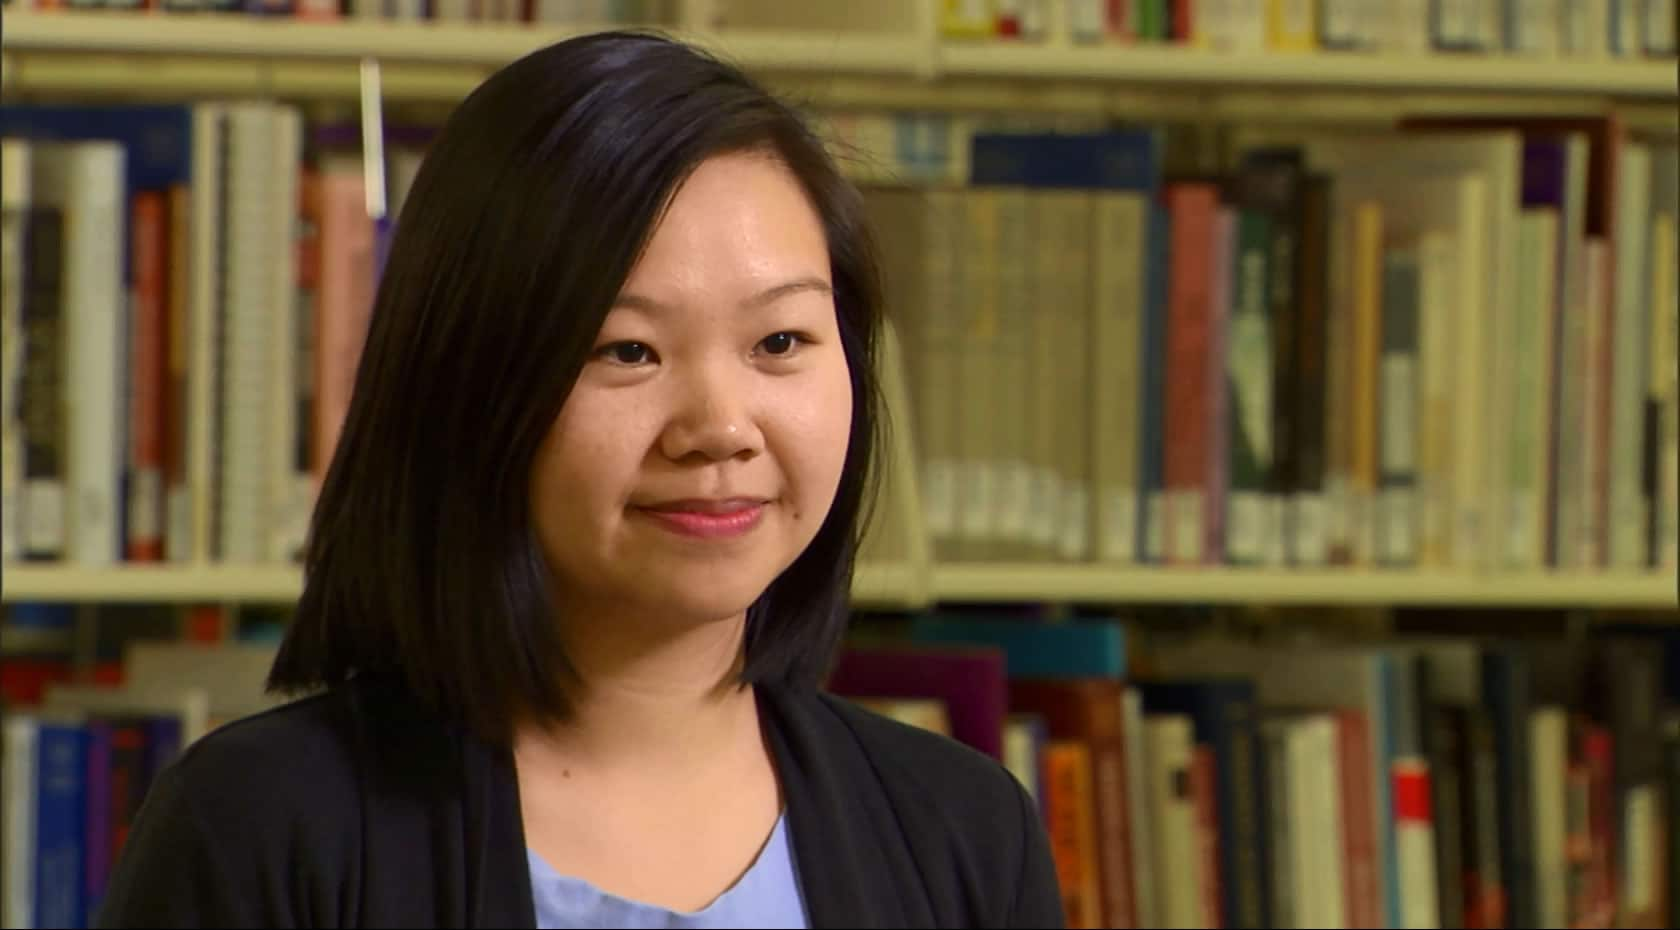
[93,674,1066,928]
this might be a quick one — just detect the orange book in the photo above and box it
[1043,740,1104,929]
[1011,679,1137,928]
[126,191,169,562]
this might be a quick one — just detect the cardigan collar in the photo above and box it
[398,680,922,928]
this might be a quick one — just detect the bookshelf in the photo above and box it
[0,560,933,607]
[3,11,1676,104]
[931,563,1677,608]
[4,563,1673,609]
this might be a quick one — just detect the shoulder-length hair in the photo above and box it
[267,31,884,749]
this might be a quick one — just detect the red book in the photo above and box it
[825,643,1007,760]
[1162,182,1219,565]
[1337,708,1383,929]
[1191,744,1223,929]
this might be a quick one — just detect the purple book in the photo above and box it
[824,644,1008,760]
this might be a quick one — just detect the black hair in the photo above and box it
[267,30,884,749]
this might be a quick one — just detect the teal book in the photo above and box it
[907,614,1127,679]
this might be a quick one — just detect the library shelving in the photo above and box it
[4,562,1674,610]
[3,10,1676,106]
[0,560,932,608]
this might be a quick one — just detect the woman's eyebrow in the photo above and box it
[613,276,833,314]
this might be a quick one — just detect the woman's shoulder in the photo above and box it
[167,685,360,798]
[777,685,1034,827]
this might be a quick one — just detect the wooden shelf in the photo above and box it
[3,11,1674,103]
[5,562,1673,609]
[939,41,1680,98]
[0,560,928,608]
[930,563,1679,609]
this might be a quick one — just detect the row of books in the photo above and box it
[0,0,678,20]
[940,0,1679,56]
[864,122,1679,572]
[827,613,1680,929]
[0,614,287,930]
[3,101,1675,574]
[9,0,1676,59]
[0,103,432,567]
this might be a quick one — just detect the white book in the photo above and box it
[1145,714,1199,929]
[1508,210,1560,570]
[0,138,27,564]
[1092,191,1148,564]
[994,188,1034,554]
[1120,688,1157,928]
[1577,239,1612,567]
[221,104,284,563]
[1607,143,1652,568]
[267,108,304,564]
[33,141,126,566]
[1530,707,1570,929]
[1290,714,1349,930]
[178,103,228,563]
[1652,210,1679,570]
[1,715,37,930]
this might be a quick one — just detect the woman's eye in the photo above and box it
[759,332,802,356]
[598,341,655,365]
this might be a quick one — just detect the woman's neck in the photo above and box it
[515,609,764,779]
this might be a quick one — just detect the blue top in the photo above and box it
[527,811,809,930]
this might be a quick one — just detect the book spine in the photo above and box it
[1339,709,1382,929]
[34,722,88,930]
[1093,193,1148,564]
[21,181,67,561]
[1508,210,1560,569]
[1378,247,1420,567]
[1291,175,1332,566]
[0,139,26,564]
[1054,193,1095,562]
[1191,744,1223,929]
[1225,208,1275,567]
[1344,201,1385,566]
[1415,231,1457,568]
[1608,145,1652,569]
[1141,201,1171,563]
[1044,741,1105,929]
[920,190,962,558]
[1205,207,1235,566]
[993,188,1034,558]
[126,191,169,563]
[1164,184,1217,566]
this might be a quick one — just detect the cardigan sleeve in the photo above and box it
[1006,773,1067,929]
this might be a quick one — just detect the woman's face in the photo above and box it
[530,150,853,629]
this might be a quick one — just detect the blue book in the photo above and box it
[34,720,89,930]
[0,104,194,195]
[908,614,1126,679]
[968,129,1160,191]
[1139,679,1270,930]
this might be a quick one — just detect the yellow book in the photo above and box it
[941,0,997,38]
[1266,0,1318,50]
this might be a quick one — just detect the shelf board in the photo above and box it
[4,12,1673,102]
[939,41,1680,98]
[5,562,1672,609]
[0,560,927,607]
[0,12,929,99]
[930,563,1679,608]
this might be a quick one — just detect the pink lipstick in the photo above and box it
[638,499,767,539]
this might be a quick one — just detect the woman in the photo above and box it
[94,29,1063,930]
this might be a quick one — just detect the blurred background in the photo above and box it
[1,1,1677,927]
